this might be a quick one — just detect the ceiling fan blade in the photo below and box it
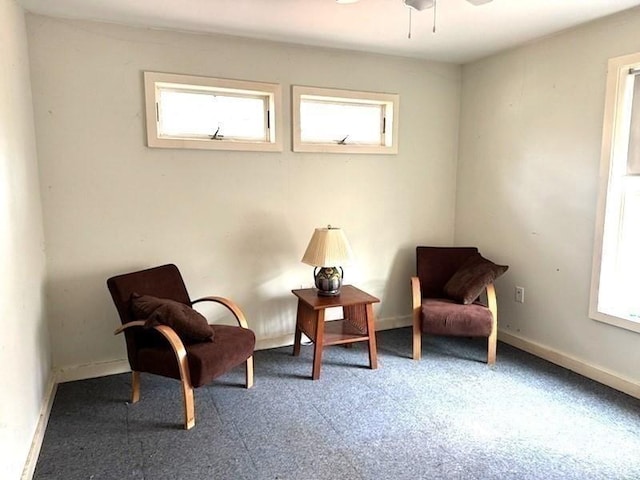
[404,0,434,11]
[466,0,493,5]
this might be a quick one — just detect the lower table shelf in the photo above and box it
[322,319,371,346]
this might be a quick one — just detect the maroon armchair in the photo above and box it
[411,247,507,365]
[107,264,255,429]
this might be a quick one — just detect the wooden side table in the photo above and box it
[292,285,380,380]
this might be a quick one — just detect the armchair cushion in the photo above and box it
[131,293,214,344]
[137,324,255,388]
[443,253,508,304]
[421,298,493,337]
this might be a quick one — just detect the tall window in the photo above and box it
[144,72,282,152]
[590,52,640,332]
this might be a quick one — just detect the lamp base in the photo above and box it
[313,266,343,296]
[317,288,340,297]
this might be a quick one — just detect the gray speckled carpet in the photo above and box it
[34,327,640,480]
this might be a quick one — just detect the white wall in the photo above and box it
[457,8,640,386]
[26,16,461,371]
[0,0,50,478]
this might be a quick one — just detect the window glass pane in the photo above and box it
[300,99,382,145]
[616,182,640,318]
[158,89,265,140]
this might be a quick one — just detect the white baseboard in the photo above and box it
[21,376,57,480]
[55,359,131,383]
[498,330,640,400]
[255,334,295,351]
[376,315,412,331]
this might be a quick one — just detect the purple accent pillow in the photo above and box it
[130,293,213,344]
[443,253,508,305]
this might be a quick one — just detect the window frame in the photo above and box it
[589,51,640,333]
[292,85,399,154]
[144,71,282,152]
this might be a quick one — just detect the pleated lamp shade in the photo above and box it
[301,226,354,267]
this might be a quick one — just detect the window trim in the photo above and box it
[292,85,399,154]
[589,51,640,333]
[144,71,283,152]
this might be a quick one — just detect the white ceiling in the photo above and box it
[18,0,640,63]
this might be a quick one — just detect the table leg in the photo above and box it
[365,303,378,370]
[311,309,325,380]
[293,301,302,357]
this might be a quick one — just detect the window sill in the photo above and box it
[590,309,640,333]
[292,143,398,155]
[148,136,282,152]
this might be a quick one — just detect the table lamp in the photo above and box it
[301,225,354,296]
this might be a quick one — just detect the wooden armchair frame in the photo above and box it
[411,276,498,365]
[114,295,254,430]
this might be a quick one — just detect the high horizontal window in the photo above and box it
[292,86,399,154]
[144,72,282,152]
[590,52,640,333]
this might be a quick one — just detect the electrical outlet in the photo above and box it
[515,286,525,303]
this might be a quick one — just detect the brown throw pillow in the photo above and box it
[130,293,213,344]
[443,253,509,305]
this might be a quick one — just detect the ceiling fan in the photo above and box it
[403,0,493,37]
[404,0,492,9]
[336,0,493,37]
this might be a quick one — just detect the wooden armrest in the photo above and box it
[485,282,498,365]
[114,321,190,382]
[114,321,187,358]
[411,276,422,361]
[114,320,146,335]
[486,283,497,320]
[411,276,422,310]
[191,296,249,329]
